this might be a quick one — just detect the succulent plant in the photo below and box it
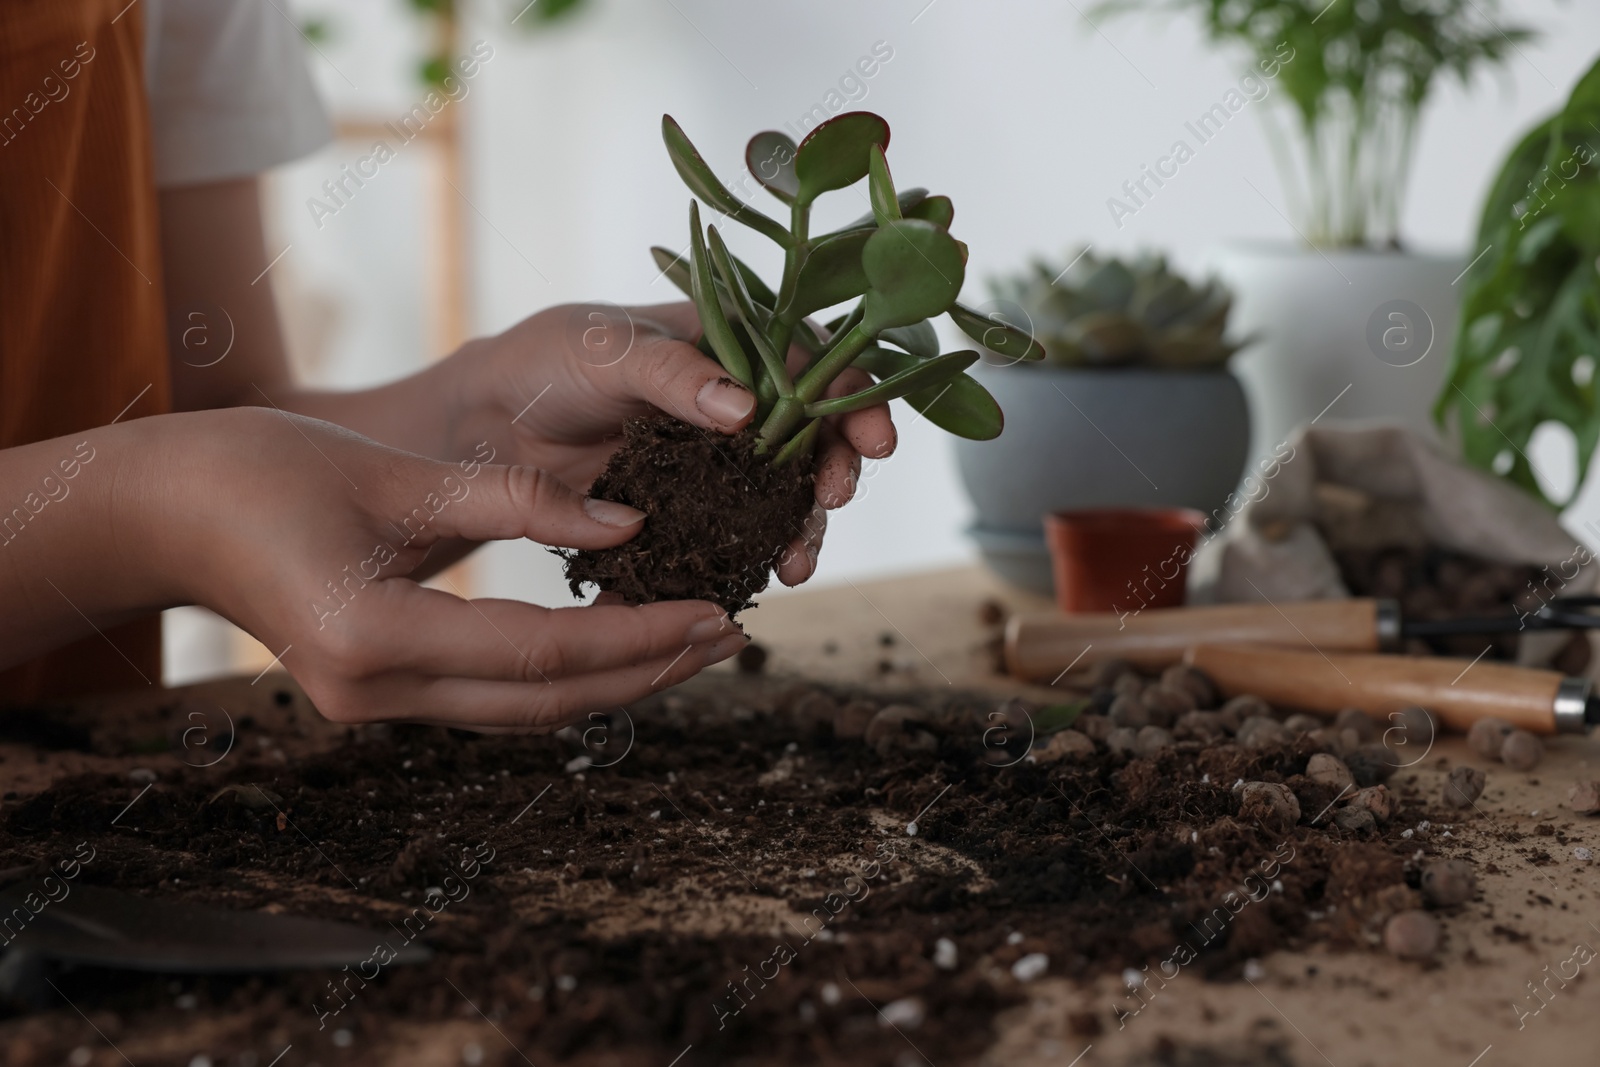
[563,111,1043,613]
[651,111,1044,456]
[988,250,1246,369]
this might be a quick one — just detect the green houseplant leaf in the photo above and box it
[805,350,980,417]
[707,224,793,398]
[745,130,799,203]
[1436,54,1600,507]
[840,188,929,232]
[855,345,1003,440]
[949,301,1046,362]
[860,219,967,330]
[878,320,940,358]
[686,202,754,390]
[777,229,873,321]
[868,145,901,226]
[793,111,891,206]
[662,116,793,249]
[655,111,1014,460]
[905,194,954,229]
[1034,700,1088,735]
[652,245,778,309]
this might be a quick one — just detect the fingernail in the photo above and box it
[805,542,819,575]
[583,497,646,527]
[686,613,737,643]
[706,634,748,664]
[696,379,755,427]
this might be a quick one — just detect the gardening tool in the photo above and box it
[1004,596,1600,681]
[0,875,431,972]
[1183,643,1599,736]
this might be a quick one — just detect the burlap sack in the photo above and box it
[1209,421,1597,668]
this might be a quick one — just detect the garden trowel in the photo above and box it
[0,871,428,982]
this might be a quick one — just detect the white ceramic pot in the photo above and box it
[1209,244,1465,454]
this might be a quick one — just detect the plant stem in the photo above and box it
[763,200,811,383]
[756,396,807,452]
[757,321,875,449]
[794,322,874,402]
[770,416,820,467]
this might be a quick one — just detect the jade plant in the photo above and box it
[1436,55,1600,508]
[989,250,1245,368]
[563,111,1043,612]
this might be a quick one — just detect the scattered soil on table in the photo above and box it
[0,668,1464,1066]
[561,412,814,615]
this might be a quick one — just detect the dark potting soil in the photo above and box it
[561,413,815,615]
[0,671,1455,1066]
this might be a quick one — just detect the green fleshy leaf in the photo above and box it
[708,225,792,395]
[662,116,793,248]
[1035,700,1088,735]
[793,111,890,206]
[860,220,966,331]
[949,301,1046,361]
[855,345,1003,440]
[745,130,799,203]
[878,320,940,358]
[905,194,954,229]
[651,245,777,309]
[778,229,873,320]
[687,202,753,390]
[804,350,978,417]
[868,145,901,226]
[840,188,928,233]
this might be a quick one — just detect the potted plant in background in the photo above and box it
[956,250,1251,593]
[1096,0,1533,454]
[1437,53,1600,508]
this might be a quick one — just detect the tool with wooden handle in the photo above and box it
[1005,594,1600,681]
[1184,643,1598,736]
[1005,599,1394,680]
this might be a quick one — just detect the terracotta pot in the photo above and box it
[1043,508,1206,614]
[954,362,1249,595]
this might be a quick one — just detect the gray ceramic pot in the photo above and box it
[954,362,1250,593]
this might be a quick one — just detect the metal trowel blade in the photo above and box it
[0,882,430,972]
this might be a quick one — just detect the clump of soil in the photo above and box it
[1334,544,1591,670]
[562,412,814,614]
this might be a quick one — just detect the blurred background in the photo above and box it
[164,0,1600,683]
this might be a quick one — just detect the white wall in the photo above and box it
[456,0,1600,601]
[171,0,1600,683]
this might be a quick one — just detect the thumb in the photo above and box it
[417,463,646,549]
[623,332,757,434]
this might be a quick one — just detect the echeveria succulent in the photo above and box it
[989,250,1246,369]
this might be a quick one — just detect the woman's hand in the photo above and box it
[130,409,745,730]
[433,302,898,586]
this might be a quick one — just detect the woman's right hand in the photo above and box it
[126,408,745,730]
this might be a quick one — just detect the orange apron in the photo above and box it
[0,0,170,700]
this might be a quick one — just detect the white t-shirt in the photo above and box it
[143,0,333,188]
